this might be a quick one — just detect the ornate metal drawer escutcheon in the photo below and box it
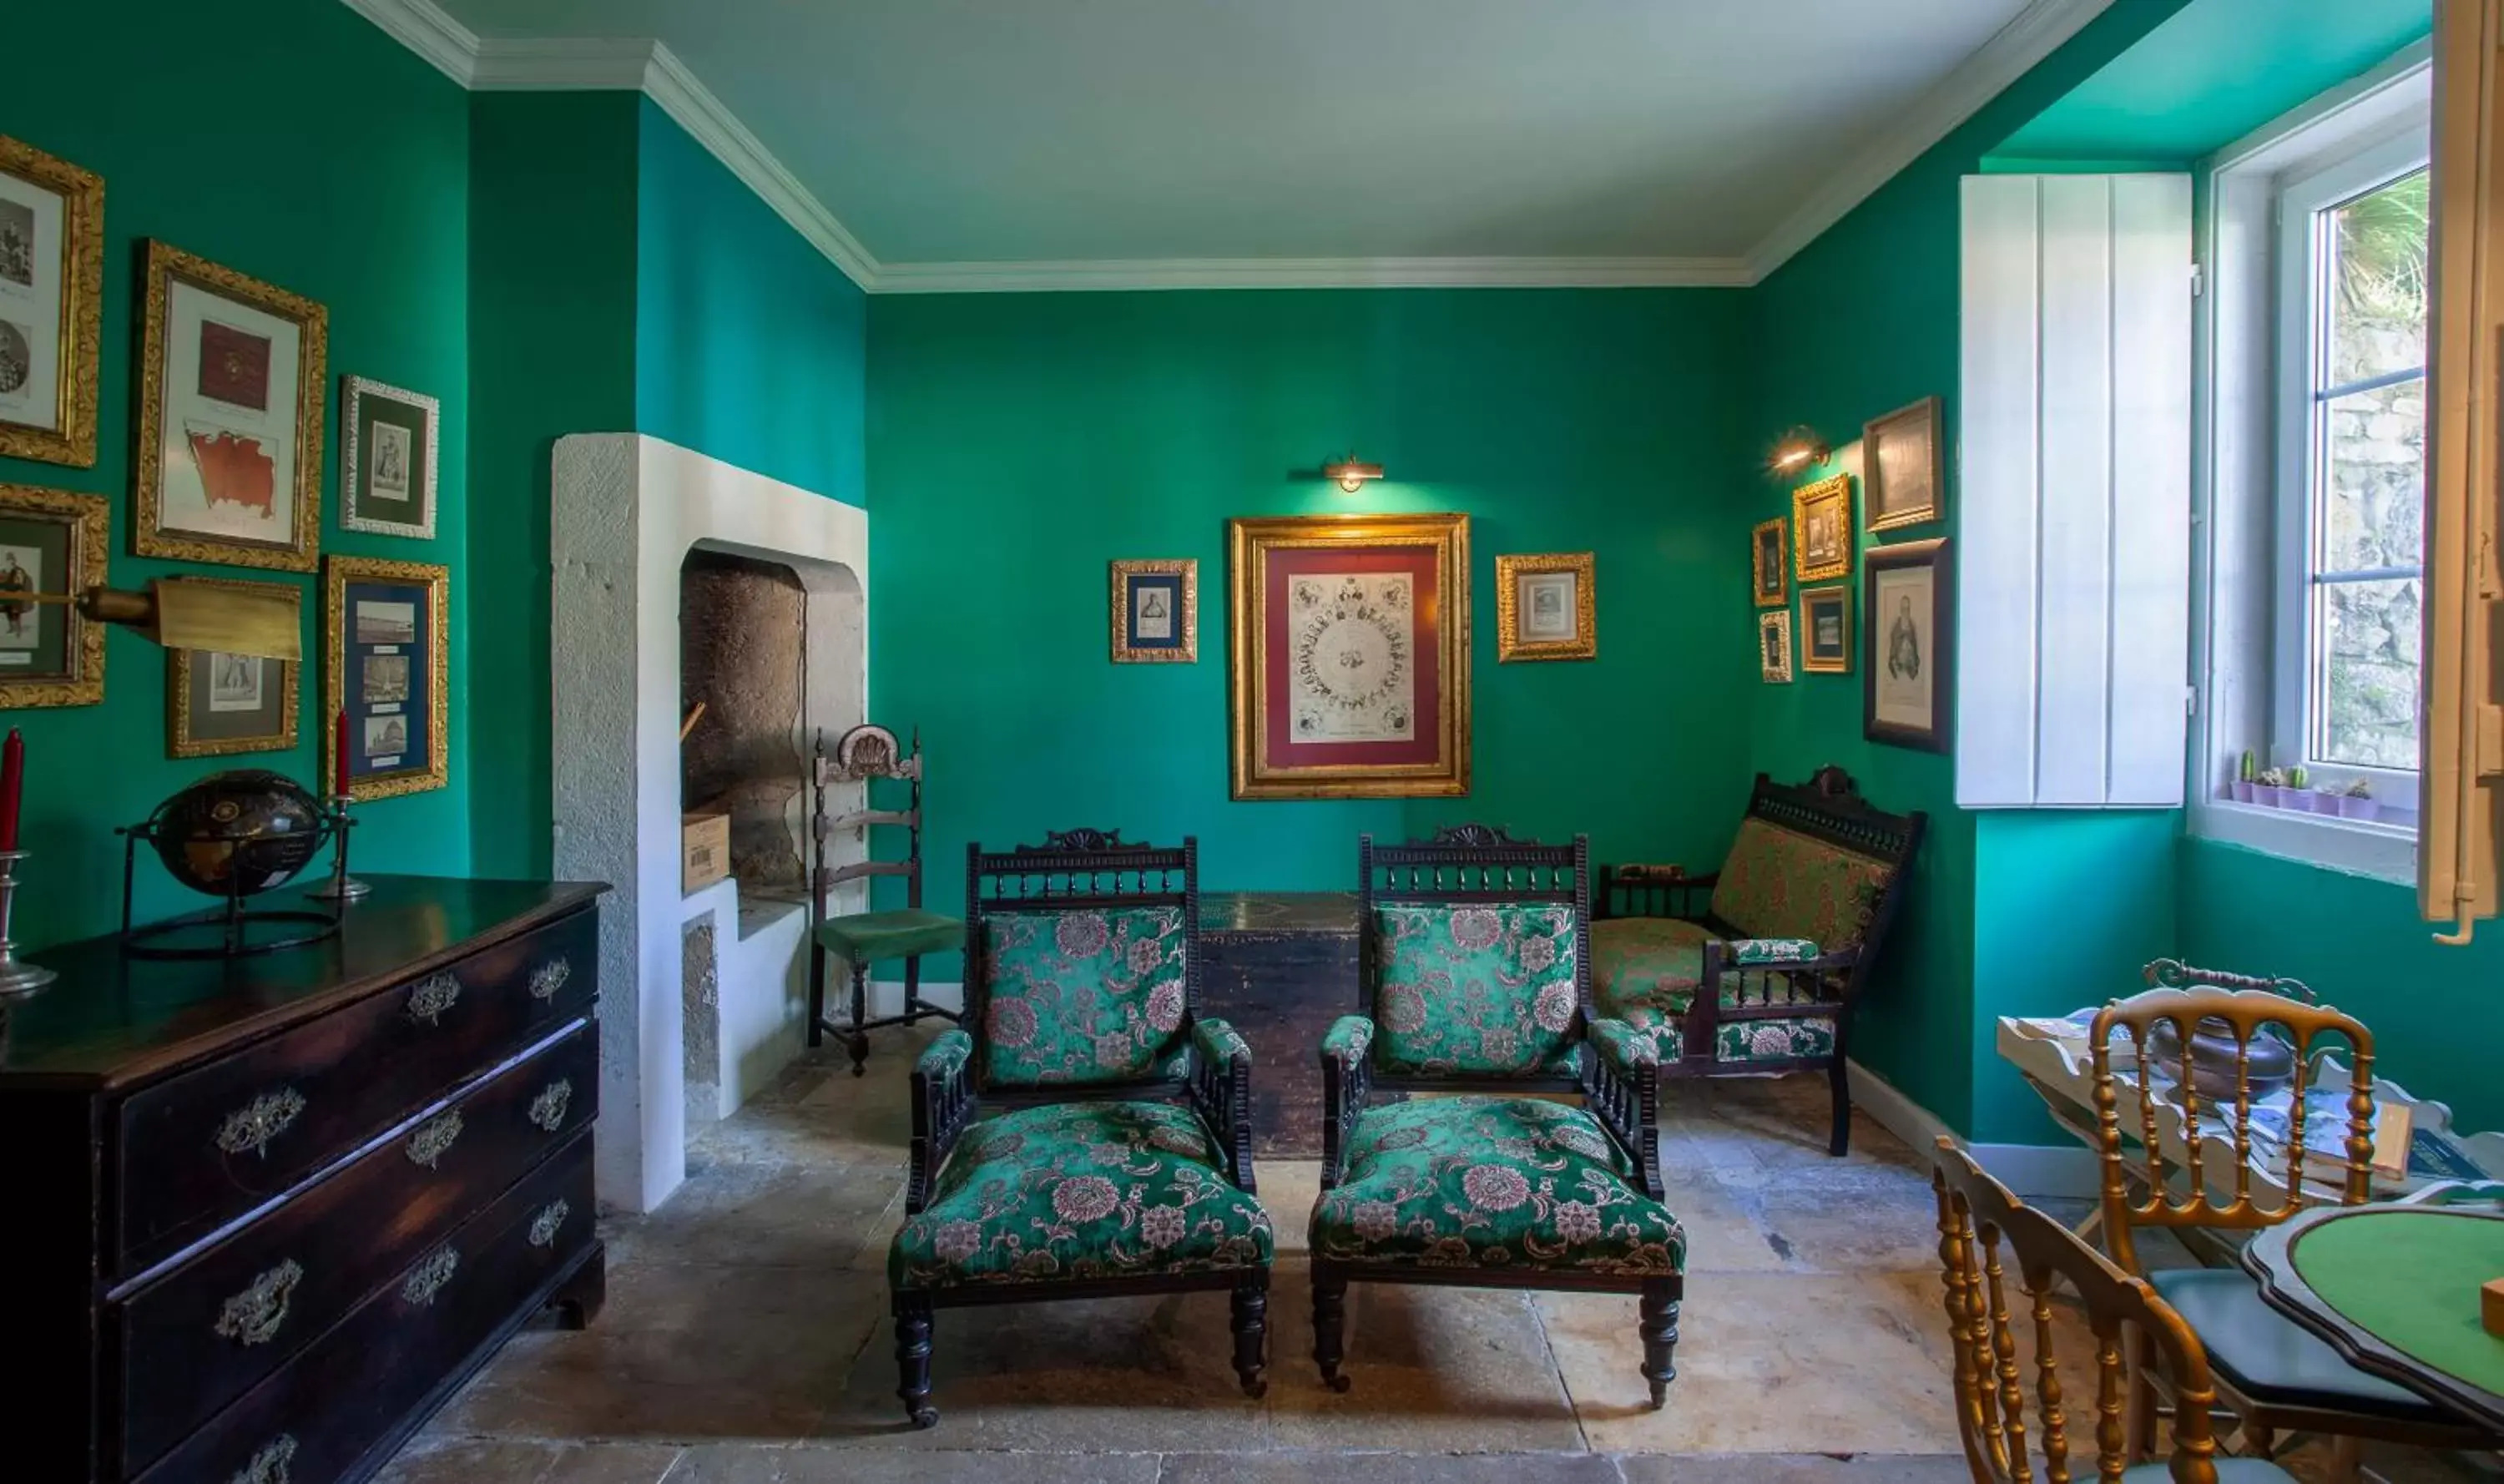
[528,1078,573,1133]
[528,957,572,1001]
[528,1198,571,1249]
[215,1088,307,1158]
[405,971,463,1025]
[230,1435,297,1484]
[405,1109,464,1169]
[214,1259,305,1347]
[399,1245,460,1307]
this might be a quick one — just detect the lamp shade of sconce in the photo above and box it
[18,579,302,661]
[1321,457,1385,493]
[1767,429,1832,477]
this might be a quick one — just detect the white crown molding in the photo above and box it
[338,0,478,86]
[1743,0,2117,284]
[873,255,1755,294]
[469,36,660,92]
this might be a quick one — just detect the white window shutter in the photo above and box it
[1956,173,2194,809]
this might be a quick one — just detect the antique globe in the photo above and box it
[144,769,328,898]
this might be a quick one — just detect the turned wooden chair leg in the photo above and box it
[806,942,826,1049]
[1312,1268,1350,1393]
[2325,1434,2364,1483]
[2127,1327,2162,1463]
[1640,1280,1680,1410]
[2241,1421,2275,1459]
[1231,1280,1270,1399]
[847,959,872,1076]
[895,1296,936,1429]
[1826,1054,1852,1157]
[903,952,924,1023]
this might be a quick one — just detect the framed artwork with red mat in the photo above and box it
[1227,512,1470,800]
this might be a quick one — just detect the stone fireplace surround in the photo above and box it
[552,434,866,1214]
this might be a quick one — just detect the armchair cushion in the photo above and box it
[1371,902,1580,1077]
[817,907,966,965]
[890,1100,1273,1291]
[1310,1096,1683,1274]
[2148,1268,2453,1421]
[978,905,1188,1087]
[1591,917,1709,1009]
[1708,819,1891,951]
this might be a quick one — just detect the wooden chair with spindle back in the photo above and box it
[1930,1138,2282,1484]
[808,724,965,1076]
[2088,962,2501,1476]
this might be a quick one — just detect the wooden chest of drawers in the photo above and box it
[0,876,608,1484]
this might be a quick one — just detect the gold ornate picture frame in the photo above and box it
[0,482,106,708]
[168,577,301,757]
[324,554,448,800]
[1793,473,1853,583]
[1108,558,1197,663]
[1751,517,1788,608]
[0,136,104,468]
[1759,608,1795,684]
[1495,551,1595,662]
[1865,395,1945,533]
[1228,512,1470,800]
[1800,585,1851,674]
[134,240,327,572]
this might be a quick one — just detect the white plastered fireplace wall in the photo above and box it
[550,433,866,1214]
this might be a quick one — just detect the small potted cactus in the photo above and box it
[2253,767,2289,808]
[2335,778,2378,821]
[2232,750,2257,803]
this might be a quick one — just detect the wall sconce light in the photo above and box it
[1767,428,1831,477]
[1321,455,1385,493]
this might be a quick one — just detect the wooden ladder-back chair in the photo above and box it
[2088,962,2501,1475]
[808,724,965,1076]
[1930,1138,2288,1484]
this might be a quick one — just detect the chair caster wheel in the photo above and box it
[909,1406,939,1430]
[1241,1377,1268,1400]
[1324,1373,1351,1394]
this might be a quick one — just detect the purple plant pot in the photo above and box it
[2252,785,2284,808]
[2229,780,2254,804]
[2307,790,2343,815]
[2335,795,2380,822]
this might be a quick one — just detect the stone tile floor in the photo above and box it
[385,1032,2496,1484]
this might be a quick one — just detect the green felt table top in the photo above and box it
[2291,1209,2504,1398]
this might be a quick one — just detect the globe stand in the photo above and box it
[0,851,59,998]
[117,815,348,961]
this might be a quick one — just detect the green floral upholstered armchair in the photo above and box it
[1310,826,1686,1408]
[1591,767,1926,1155]
[886,830,1270,1428]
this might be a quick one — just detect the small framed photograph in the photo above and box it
[167,578,301,757]
[1865,395,1944,533]
[1793,473,1853,583]
[1759,608,1795,684]
[1800,586,1851,674]
[1496,551,1595,662]
[325,555,448,800]
[0,482,106,708]
[134,240,326,572]
[1751,518,1787,608]
[0,136,103,468]
[340,376,439,539]
[1109,558,1197,663]
[1864,538,1953,752]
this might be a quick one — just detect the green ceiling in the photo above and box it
[1992,0,2430,164]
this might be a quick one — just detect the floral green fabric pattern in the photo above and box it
[1371,903,1581,1077]
[1588,1016,1663,1071]
[891,1100,1272,1290]
[1729,937,1821,965]
[1586,1012,1837,1065]
[1707,820,1891,951]
[1321,1015,1375,1067]
[916,1027,974,1085]
[1193,1016,1249,1071]
[978,906,1188,1088]
[1310,1097,1684,1274]
[1590,917,1710,1010]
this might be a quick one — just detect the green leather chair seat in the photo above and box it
[2148,1267,2454,1421]
[816,908,965,964]
[2122,1461,2296,1482]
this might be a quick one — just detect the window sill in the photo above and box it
[2192,797,2417,885]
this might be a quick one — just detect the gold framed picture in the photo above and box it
[1750,517,1787,608]
[1109,558,1197,663]
[1227,512,1470,800]
[0,136,103,468]
[134,240,327,572]
[1864,395,1944,533]
[0,482,106,708]
[340,376,439,540]
[1800,585,1851,674]
[167,578,301,757]
[1495,551,1595,662]
[1793,473,1853,583]
[1759,608,1795,684]
[324,555,448,800]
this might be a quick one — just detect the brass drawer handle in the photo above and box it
[405,1109,463,1169]
[529,957,572,1001]
[399,1245,458,1307]
[405,971,462,1025]
[215,1088,306,1158]
[230,1435,295,1484]
[528,1078,573,1133]
[214,1259,305,1347]
[528,1198,571,1249]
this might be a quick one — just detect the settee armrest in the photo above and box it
[1581,1017,1667,1201]
[1319,1014,1376,1190]
[1188,1016,1259,1194]
[1698,939,1857,1009]
[906,1028,977,1215]
[1598,862,1717,921]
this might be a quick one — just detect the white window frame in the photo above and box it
[2269,132,2430,803]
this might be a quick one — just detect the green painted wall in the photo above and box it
[867,289,1761,972]
[0,0,474,944]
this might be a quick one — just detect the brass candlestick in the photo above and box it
[0,850,58,997]
[305,795,370,903]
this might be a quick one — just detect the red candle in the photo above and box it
[334,709,352,799]
[0,728,20,853]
